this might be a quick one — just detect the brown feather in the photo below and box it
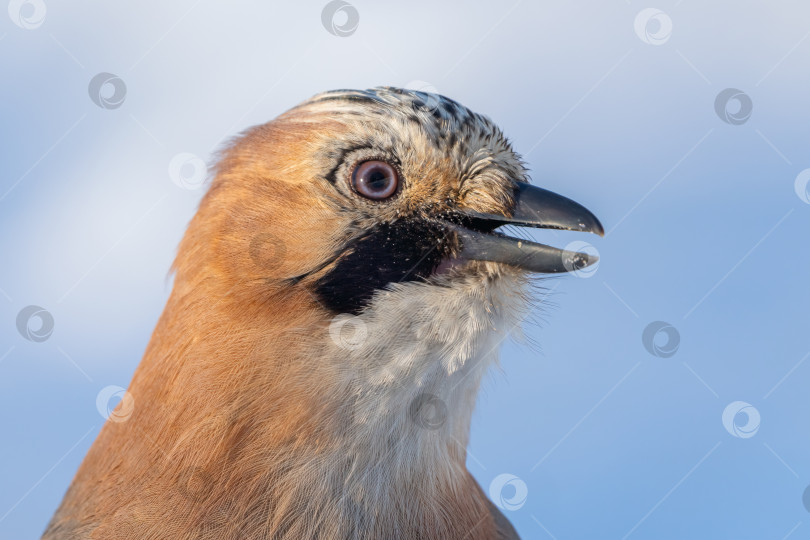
[44,88,527,539]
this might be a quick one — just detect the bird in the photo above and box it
[43,87,603,540]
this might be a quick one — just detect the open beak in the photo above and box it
[448,182,604,274]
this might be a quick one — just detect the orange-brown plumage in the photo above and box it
[44,87,602,539]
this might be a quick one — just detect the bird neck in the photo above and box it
[58,269,526,538]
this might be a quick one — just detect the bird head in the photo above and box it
[168,85,605,451]
[45,87,605,539]
[180,87,603,319]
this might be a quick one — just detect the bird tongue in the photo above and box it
[433,256,469,275]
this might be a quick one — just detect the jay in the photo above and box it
[44,87,602,539]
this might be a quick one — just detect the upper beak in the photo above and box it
[447,182,604,274]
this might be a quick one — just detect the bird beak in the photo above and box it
[448,182,604,274]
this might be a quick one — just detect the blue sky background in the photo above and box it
[2,1,809,538]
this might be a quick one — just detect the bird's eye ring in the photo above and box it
[351,160,399,200]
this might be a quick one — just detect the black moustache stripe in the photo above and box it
[313,220,453,315]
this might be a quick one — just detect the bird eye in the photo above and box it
[351,160,399,200]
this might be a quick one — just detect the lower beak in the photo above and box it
[447,182,604,274]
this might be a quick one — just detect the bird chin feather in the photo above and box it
[335,263,530,431]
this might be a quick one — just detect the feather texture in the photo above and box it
[43,87,532,539]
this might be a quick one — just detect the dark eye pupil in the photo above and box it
[352,160,399,200]
[366,170,390,191]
